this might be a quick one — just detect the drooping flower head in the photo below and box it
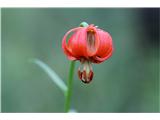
[62,22,113,84]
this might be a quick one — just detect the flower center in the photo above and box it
[78,59,93,84]
[87,30,96,52]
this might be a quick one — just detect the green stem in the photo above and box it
[64,61,75,112]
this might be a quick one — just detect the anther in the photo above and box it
[77,60,94,84]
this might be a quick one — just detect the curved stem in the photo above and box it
[64,61,75,112]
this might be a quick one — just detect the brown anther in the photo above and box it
[81,70,93,84]
[81,71,87,83]
[78,69,82,80]
[88,70,93,82]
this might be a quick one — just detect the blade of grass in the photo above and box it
[30,59,67,94]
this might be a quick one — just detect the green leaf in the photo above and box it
[30,59,67,94]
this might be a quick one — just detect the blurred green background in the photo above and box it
[1,8,159,112]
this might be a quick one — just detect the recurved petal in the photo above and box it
[62,27,81,60]
[93,46,113,63]
[68,27,89,58]
[96,29,113,58]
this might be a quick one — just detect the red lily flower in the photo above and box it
[62,24,113,84]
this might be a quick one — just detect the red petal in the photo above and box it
[96,29,113,58]
[93,46,113,63]
[68,28,88,58]
[62,27,81,60]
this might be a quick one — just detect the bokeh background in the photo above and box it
[1,8,159,112]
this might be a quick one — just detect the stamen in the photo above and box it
[77,60,94,84]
